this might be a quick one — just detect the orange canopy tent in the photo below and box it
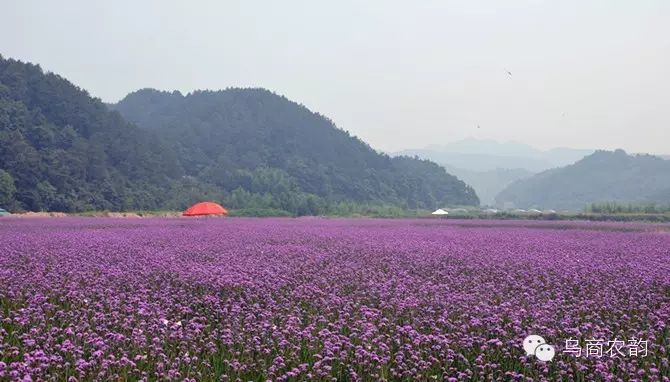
[183,202,228,217]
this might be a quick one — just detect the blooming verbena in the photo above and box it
[0,218,668,381]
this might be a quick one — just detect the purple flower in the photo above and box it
[0,218,667,380]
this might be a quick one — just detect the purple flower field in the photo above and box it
[0,218,668,381]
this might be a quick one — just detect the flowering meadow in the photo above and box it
[0,218,668,381]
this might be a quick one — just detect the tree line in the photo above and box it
[0,55,479,215]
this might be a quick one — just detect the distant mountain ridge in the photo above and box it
[495,150,670,210]
[396,138,594,172]
[394,139,595,205]
[442,165,534,206]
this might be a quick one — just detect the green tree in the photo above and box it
[1,54,480,213]
[0,169,16,207]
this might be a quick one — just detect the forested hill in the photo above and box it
[0,55,181,211]
[495,150,670,210]
[112,88,479,210]
[0,55,478,213]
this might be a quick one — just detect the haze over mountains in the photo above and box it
[396,139,594,172]
[396,139,669,208]
[0,55,477,213]
[1,54,667,214]
[496,150,670,210]
[441,166,534,207]
[112,88,479,210]
[395,139,594,205]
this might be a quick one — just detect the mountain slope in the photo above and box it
[442,165,534,206]
[495,150,670,210]
[0,56,478,212]
[113,89,479,209]
[396,139,594,172]
[0,55,181,211]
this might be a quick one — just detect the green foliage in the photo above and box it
[496,150,670,210]
[586,201,670,214]
[324,202,419,217]
[113,88,480,211]
[0,169,16,208]
[228,208,294,217]
[0,55,479,213]
[0,56,181,212]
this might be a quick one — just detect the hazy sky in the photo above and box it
[2,0,669,154]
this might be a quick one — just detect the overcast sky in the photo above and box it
[2,0,669,154]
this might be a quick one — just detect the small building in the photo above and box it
[449,208,468,213]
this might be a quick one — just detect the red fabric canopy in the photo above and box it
[183,202,228,216]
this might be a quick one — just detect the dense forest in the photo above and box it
[0,56,181,212]
[0,55,478,214]
[495,150,670,210]
[112,88,478,213]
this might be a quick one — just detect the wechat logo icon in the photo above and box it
[524,334,555,362]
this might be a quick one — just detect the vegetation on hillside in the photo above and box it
[112,88,479,212]
[495,150,670,210]
[0,56,478,214]
[586,201,670,214]
[0,56,180,212]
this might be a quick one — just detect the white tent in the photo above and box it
[431,209,449,215]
